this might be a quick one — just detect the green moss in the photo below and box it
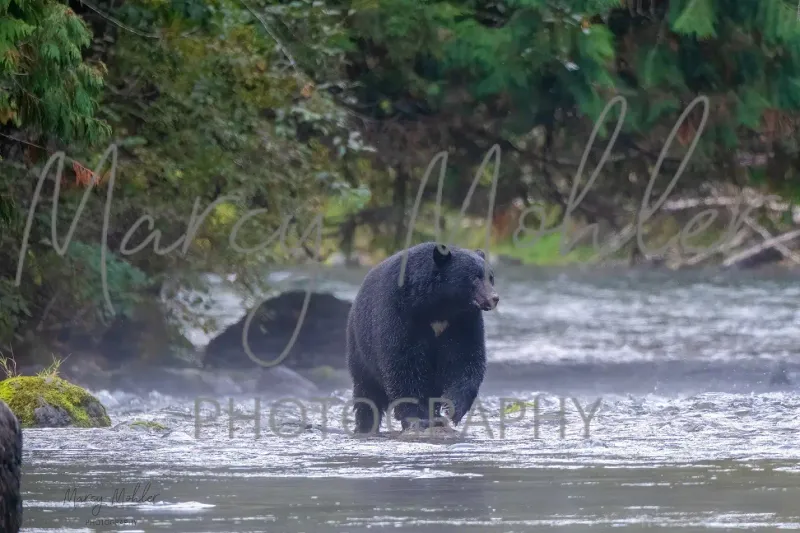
[0,375,111,428]
[129,420,168,431]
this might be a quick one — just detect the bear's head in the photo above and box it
[432,243,499,313]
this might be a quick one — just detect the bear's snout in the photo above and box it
[481,292,499,311]
[473,276,499,311]
[477,290,499,311]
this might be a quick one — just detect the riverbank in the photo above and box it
[325,196,800,270]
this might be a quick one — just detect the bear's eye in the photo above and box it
[489,273,494,284]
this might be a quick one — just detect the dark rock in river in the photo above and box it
[0,400,22,533]
[202,291,351,370]
[731,246,785,269]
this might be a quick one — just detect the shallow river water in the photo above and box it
[20,265,800,532]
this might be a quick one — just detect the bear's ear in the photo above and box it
[475,249,485,259]
[433,243,451,267]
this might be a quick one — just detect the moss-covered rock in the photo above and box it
[129,420,169,432]
[0,376,111,428]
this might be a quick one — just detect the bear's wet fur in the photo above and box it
[346,242,499,434]
[0,399,22,532]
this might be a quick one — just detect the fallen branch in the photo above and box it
[722,229,800,268]
[662,195,800,223]
[681,229,750,267]
[741,218,800,266]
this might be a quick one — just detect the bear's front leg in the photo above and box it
[439,376,482,425]
[388,385,439,431]
[380,340,438,431]
[437,325,487,426]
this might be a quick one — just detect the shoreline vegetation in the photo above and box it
[321,188,800,270]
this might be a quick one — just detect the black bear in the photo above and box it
[346,241,499,434]
[0,399,22,532]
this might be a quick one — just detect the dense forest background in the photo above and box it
[3,0,800,364]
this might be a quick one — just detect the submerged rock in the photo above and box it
[121,420,170,433]
[0,376,111,428]
[0,399,22,532]
[202,291,351,370]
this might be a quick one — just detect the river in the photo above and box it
[20,265,800,531]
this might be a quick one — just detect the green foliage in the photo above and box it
[670,0,717,39]
[62,241,149,325]
[346,0,623,124]
[35,353,65,379]
[336,0,800,246]
[1,0,367,348]
[0,0,110,142]
[0,280,30,343]
[325,183,372,220]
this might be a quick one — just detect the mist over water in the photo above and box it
[20,266,800,531]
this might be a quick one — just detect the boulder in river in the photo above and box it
[0,375,111,428]
[202,291,351,370]
[0,399,22,532]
